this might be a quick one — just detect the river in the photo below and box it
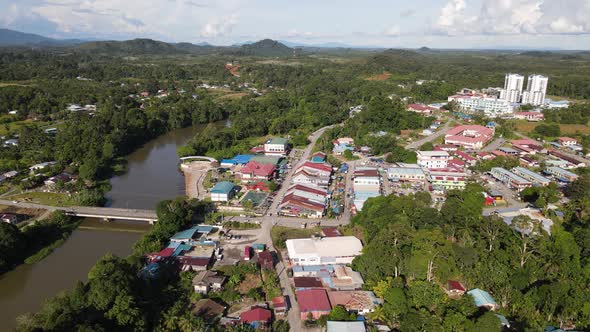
[0,121,221,331]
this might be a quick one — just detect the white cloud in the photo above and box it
[200,14,238,37]
[383,25,400,37]
[434,0,590,36]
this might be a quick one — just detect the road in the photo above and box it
[482,137,505,152]
[406,120,452,150]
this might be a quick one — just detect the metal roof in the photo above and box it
[211,181,236,194]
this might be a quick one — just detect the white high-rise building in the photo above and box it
[500,73,524,103]
[522,74,548,106]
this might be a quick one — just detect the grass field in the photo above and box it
[514,121,590,135]
[271,226,319,249]
[0,119,52,136]
[7,192,76,207]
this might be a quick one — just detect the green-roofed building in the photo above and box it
[251,155,282,166]
[210,181,237,202]
[264,137,289,156]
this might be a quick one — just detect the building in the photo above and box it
[513,111,544,121]
[557,137,577,147]
[387,165,425,182]
[1,213,18,224]
[545,166,579,182]
[272,296,288,316]
[240,307,272,329]
[44,173,72,187]
[264,137,288,156]
[417,151,450,169]
[446,280,466,296]
[490,167,532,191]
[296,289,332,320]
[296,161,333,178]
[192,271,226,294]
[522,74,548,106]
[258,250,274,270]
[407,103,434,115]
[29,161,57,173]
[237,161,276,182]
[284,184,328,204]
[294,276,325,290]
[444,125,494,150]
[285,236,363,266]
[548,150,586,168]
[279,193,326,218]
[500,73,524,103]
[511,167,551,187]
[292,264,364,290]
[327,291,380,315]
[467,288,499,310]
[210,181,237,202]
[192,299,225,322]
[427,169,468,191]
[311,151,327,163]
[333,137,355,155]
[326,321,366,332]
[353,167,381,211]
[448,93,513,115]
[453,151,477,166]
[220,154,253,167]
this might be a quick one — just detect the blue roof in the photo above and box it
[171,227,199,241]
[172,244,192,257]
[211,181,236,194]
[467,288,497,307]
[195,225,214,234]
[233,154,253,164]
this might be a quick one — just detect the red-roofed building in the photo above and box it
[249,146,265,154]
[446,280,466,296]
[294,277,324,289]
[453,151,477,166]
[407,103,434,115]
[321,227,342,237]
[444,125,494,150]
[491,150,507,157]
[258,251,274,270]
[448,159,466,169]
[240,307,271,328]
[477,152,495,160]
[558,137,577,146]
[434,144,459,152]
[513,111,544,121]
[297,289,332,320]
[511,139,541,147]
[272,296,288,316]
[245,181,271,192]
[279,193,326,218]
[296,161,333,177]
[147,247,174,262]
[237,161,276,182]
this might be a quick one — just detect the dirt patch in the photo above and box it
[217,92,248,100]
[0,206,45,218]
[237,273,262,294]
[365,72,391,81]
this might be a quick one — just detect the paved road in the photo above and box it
[406,120,452,150]
[482,137,505,152]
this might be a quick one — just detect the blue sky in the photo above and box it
[1,0,590,49]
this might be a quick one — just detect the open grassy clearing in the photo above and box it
[513,121,590,135]
[6,192,76,207]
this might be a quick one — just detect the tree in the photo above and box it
[419,142,434,151]
[473,312,502,332]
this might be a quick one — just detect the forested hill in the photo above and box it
[75,38,221,55]
[235,39,294,57]
[0,29,83,47]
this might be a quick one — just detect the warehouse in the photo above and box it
[286,236,363,266]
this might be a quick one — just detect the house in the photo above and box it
[453,151,477,166]
[519,156,539,167]
[296,289,332,320]
[3,171,18,179]
[3,138,18,147]
[327,321,366,332]
[258,251,274,270]
[240,307,272,329]
[333,137,355,155]
[29,161,57,173]
[210,181,237,202]
[311,151,327,163]
[286,236,363,266]
[321,227,342,237]
[417,151,450,169]
[237,161,276,183]
[177,256,210,271]
[44,173,72,187]
[446,280,466,296]
[327,291,380,315]
[192,299,225,322]
[1,213,18,224]
[192,270,226,294]
[557,137,577,147]
[264,137,288,156]
[407,103,434,115]
[467,288,499,310]
[294,276,324,290]
[272,296,288,316]
[444,125,494,150]
[513,111,544,121]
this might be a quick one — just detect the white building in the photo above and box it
[417,151,450,169]
[286,236,363,266]
[500,73,524,103]
[263,137,288,156]
[387,165,425,182]
[448,94,513,116]
[522,75,548,106]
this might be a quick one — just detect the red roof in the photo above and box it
[454,151,476,161]
[447,280,466,292]
[407,103,433,112]
[258,251,274,268]
[511,139,540,147]
[280,194,326,212]
[297,289,331,312]
[157,248,174,257]
[286,184,327,196]
[240,307,271,323]
[296,161,333,173]
[294,277,324,288]
[239,161,276,177]
[558,137,576,142]
[321,227,342,237]
[272,296,287,308]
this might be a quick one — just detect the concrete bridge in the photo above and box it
[0,200,157,224]
[180,156,217,163]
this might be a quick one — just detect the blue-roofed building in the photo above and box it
[467,288,498,310]
[210,181,237,202]
[172,244,193,257]
[171,227,199,242]
[139,262,161,280]
[220,154,254,167]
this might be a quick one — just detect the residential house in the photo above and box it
[513,111,544,121]
[44,173,72,187]
[407,103,434,115]
[210,181,237,202]
[286,236,363,266]
[311,151,327,163]
[258,250,274,270]
[321,227,342,237]
[272,296,288,317]
[237,161,276,183]
[327,291,380,315]
[446,280,466,296]
[296,289,332,320]
[192,270,226,294]
[467,288,499,310]
[557,137,577,147]
[264,137,288,156]
[29,161,56,173]
[333,137,355,155]
[294,276,324,290]
[192,299,226,322]
[239,307,272,329]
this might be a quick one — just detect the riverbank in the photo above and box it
[180,161,212,199]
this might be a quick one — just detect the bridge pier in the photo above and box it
[103,217,112,222]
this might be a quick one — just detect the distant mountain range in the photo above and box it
[0,28,85,47]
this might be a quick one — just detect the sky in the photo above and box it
[1,0,590,49]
